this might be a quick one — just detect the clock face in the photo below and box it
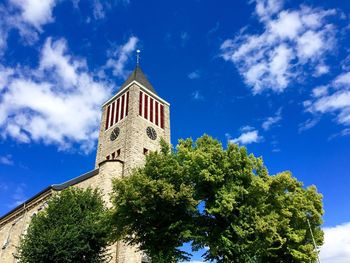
[110,127,120,141]
[146,126,157,140]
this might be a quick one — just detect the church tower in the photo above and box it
[95,65,171,174]
[94,64,171,262]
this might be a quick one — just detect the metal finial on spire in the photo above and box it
[136,49,141,66]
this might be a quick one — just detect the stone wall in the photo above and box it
[0,191,52,262]
[0,161,144,263]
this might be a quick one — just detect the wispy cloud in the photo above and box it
[328,128,350,140]
[92,0,105,19]
[304,71,350,128]
[301,68,350,131]
[0,182,9,191]
[9,183,27,208]
[188,70,201,80]
[254,0,284,20]
[0,155,14,166]
[320,222,350,263]
[220,0,337,94]
[180,31,190,46]
[191,90,204,101]
[272,147,280,152]
[90,0,131,20]
[270,138,280,152]
[262,108,282,130]
[207,22,220,36]
[105,36,139,78]
[298,118,320,132]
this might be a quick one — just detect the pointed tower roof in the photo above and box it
[120,66,157,94]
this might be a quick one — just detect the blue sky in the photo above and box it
[0,0,350,261]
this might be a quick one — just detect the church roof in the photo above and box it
[120,66,157,94]
[0,169,100,222]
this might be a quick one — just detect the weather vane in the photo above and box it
[136,49,141,66]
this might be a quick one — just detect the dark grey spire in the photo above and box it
[120,66,157,94]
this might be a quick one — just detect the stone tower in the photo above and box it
[94,65,171,263]
[95,65,171,174]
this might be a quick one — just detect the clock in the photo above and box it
[110,127,120,141]
[146,126,157,140]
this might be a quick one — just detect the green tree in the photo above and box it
[18,187,112,263]
[111,135,324,263]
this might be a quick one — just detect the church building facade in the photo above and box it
[0,66,171,263]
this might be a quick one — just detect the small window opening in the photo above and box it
[143,148,149,155]
[106,155,110,160]
[111,152,115,159]
[117,149,121,156]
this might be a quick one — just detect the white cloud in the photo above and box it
[0,0,57,55]
[188,70,200,80]
[305,71,350,127]
[254,0,284,21]
[10,0,57,30]
[315,64,329,76]
[191,90,204,101]
[269,10,303,39]
[0,37,113,153]
[262,108,282,130]
[296,30,323,61]
[334,72,350,86]
[220,2,337,94]
[320,222,350,263]
[0,66,14,90]
[312,85,329,97]
[302,62,350,128]
[106,36,139,78]
[309,92,350,115]
[40,38,83,87]
[268,44,293,91]
[231,129,262,145]
[0,155,14,166]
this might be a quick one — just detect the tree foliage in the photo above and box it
[18,187,112,263]
[111,135,324,262]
